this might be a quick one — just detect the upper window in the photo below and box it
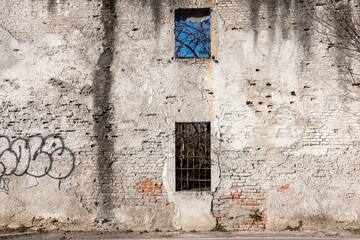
[175,122,211,191]
[175,9,211,58]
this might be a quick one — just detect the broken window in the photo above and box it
[175,9,211,58]
[175,122,211,191]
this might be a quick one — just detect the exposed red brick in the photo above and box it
[246,202,260,206]
[213,190,267,230]
[154,183,162,191]
[222,196,233,199]
[214,213,224,218]
[135,179,165,201]
[277,184,290,192]
[232,193,242,199]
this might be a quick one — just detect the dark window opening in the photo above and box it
[175,8,211,58]
[175,122,211,191]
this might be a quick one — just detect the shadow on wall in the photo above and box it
[0,134,75,194]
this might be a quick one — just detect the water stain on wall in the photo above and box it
[93,0,118,215]
[47,0,57,12]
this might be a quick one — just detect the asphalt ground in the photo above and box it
[1,230,360,240]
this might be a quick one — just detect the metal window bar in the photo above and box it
[176,122,211,191]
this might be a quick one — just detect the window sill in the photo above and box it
[174,57,211,65]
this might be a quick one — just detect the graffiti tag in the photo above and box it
[0,134,75,193]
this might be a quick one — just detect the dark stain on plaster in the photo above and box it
[48,0,57,12]
[140,0,162,33]
[248,0,291,42]
[264,0,278,42]
[47,0,66,13]
[253,30,259,48]
[248,0,261,30]
[248,0,277,44]
[247,0,316,52]
[331,2,354,71]
[93,0,118,214]
[150,0,161,29]
[280,0,291,40]
[293,0,314,54]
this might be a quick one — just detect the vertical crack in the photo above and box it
[210,126,223,228]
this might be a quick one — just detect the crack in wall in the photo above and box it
[210,123,223,228]
[93,0,118,217]
[9,197,26,220]
[0,23,19,42]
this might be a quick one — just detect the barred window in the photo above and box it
[175,122,211,191]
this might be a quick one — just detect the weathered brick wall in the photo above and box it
[0,0,102,229]
[1,0,360,232]
[210,0,360,231]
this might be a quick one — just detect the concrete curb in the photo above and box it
[0,232,38,239]
[0,230,358,240]
[142,239,360,240]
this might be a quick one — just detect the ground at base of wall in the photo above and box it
[1,229,360,240]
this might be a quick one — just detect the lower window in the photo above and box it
[175,122,211,191]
